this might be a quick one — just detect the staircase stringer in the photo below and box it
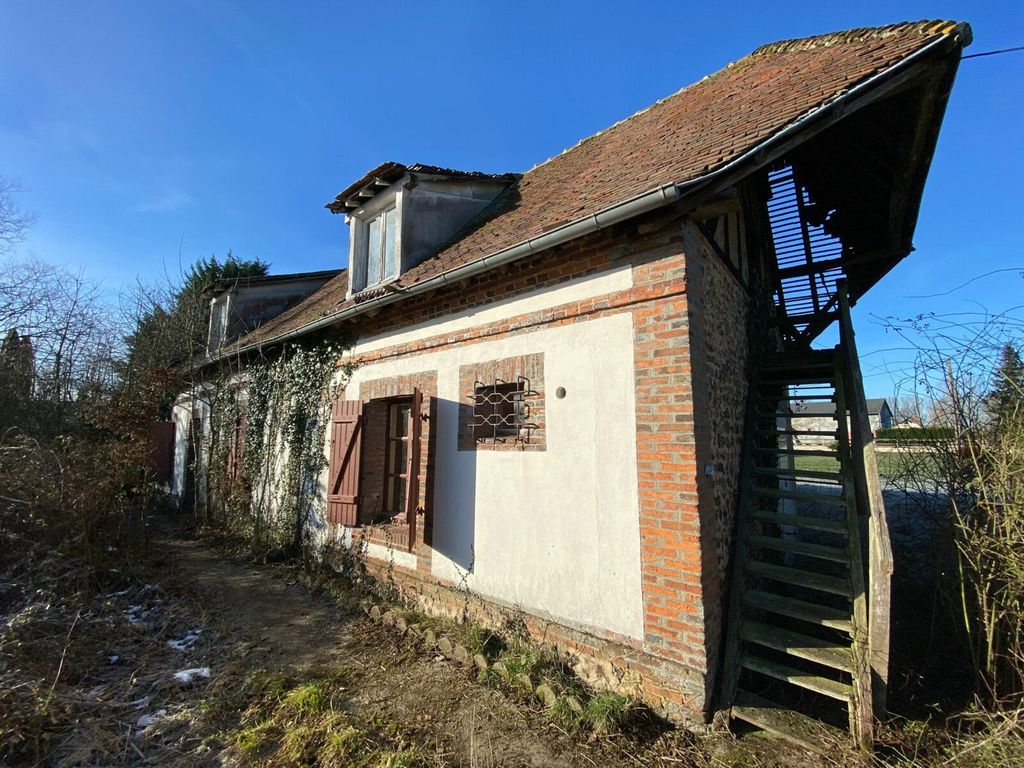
[832,350,874,747]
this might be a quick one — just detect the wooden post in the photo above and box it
[832,356,873,747]
[836,282,893,719]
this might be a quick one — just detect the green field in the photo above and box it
[793,450,940,480]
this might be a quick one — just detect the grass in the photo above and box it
[582,692,630,732]
[221,669,431,768]
[793,450,941,480]
[282,682,327,715]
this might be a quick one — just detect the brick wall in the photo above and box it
[332,204,757,720]
[681,224,751,702]
[457,352,546,451]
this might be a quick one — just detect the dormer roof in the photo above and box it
[326,162,519,213]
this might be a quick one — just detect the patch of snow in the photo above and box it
[172,667,211,684]
[166,629,202,651]
[125,605,148,624]
[135,709,167,728]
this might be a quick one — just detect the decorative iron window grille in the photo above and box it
[472,376,538,443]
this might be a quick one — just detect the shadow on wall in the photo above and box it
[429,397,476,572]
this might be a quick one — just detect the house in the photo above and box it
[205,269,341,355]
[171,21,970,746]
[790,398,894,444]
[891,414,924,428]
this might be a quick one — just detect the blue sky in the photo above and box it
[1,1,1021,397]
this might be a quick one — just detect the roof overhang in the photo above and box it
[325,162,519,214]
[213,24,970,364]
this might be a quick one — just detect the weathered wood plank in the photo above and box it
[743,590,853,632]
[732,690,848,753]
[837,282,892,724]
[741,620,853,672]
[749,509,847,534]
[740,654,853,701]
[748,534,849,563]
[747,561,852,597]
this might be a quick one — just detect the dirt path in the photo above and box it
[152,520,652,768]
[159,534,357,670]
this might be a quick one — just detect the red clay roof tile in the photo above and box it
[227,20,965,353]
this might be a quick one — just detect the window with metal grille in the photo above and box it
[473,379,527,441]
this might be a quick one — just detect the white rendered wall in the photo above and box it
[342,310,644,641]
[171,399,191,496]
[170,388,212,499]
[354,264,631,356]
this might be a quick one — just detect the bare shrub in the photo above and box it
[880,304,1024,708]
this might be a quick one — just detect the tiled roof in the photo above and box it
[227,20,965,354]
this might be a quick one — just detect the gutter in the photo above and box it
[219,29,962,362]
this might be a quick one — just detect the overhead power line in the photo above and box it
[963,45,1024,60]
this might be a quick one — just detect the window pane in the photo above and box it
[390,475,406,515]
[383,207,399,278]
[366,216,382,286]
[388,437,408,473]
[389,403,410,438]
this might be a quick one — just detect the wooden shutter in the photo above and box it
[149,421,175,483]
[327,399,364,526]
[403,387,423,551]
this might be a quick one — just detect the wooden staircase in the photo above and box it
[719,342,885,749]
[715,155,897,749]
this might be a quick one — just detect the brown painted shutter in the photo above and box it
[403,387,423,552]
[327,399,364,526]
[149,421,175,483]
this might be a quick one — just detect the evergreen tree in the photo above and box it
[987,343,1024,429]
[121,252,269,414]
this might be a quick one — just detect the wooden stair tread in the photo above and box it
[753,487,847,506]
[767,350,835,365]
[752,466,842,481]
[760,393,835,401]
[755,429,839,438]
[732,690,847,753]
[749,509,848,534]
[748,534,848,563]
[743,589,853,632]
[740,654,853,701]
[754,447,838,458]
[741,620,853,671]
[758,375,835,386]
[747,561,852,597]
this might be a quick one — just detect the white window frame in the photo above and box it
[350,189,401,294]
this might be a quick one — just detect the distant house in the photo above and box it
[169,21,970,745]
[790,398,894,443]
[892,414,924,428]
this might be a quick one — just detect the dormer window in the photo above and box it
[362,205,399,289]
[329,162,520,298]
